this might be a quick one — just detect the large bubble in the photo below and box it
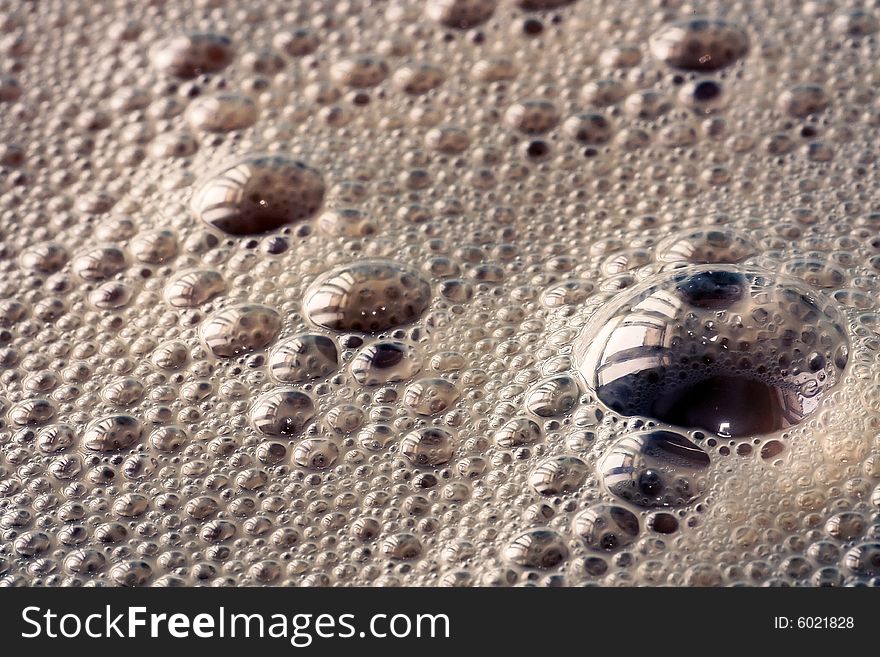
[191,154,325,236]
[304,260,432,333]
[575,266,849,438]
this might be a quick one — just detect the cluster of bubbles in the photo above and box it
[0,0,879,587]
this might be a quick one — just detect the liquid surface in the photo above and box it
[0,0,879,587]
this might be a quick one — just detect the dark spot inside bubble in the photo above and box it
[675,270,745,309]
[693,80,721,101]
[526,140,549,158]
[800,125,818,138]
[600,535,618,551]
[760,439,784,459]
[340,335,364,349]
[736,443,752,456]
[648,375,794,438]
[244,239,258,249]
[472,32,486,44]
[672,74,685,85]
[584,147,598,158]
[264,236,288,254]
[582,556,608,576]
[644,430,712,466]
[523,19,544,36]
[638,469,663,496]
[352,92,370,106]
[369,343,406,368]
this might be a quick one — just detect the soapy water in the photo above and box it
[0,0,879,587]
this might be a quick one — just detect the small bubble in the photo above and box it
[201,304,281,357]
[597,429,710,508]
[650,17,749,72]
[304,260,432,333]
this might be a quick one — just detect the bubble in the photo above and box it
[102,377,145,406]
[8,399,56,426]
[0,76,22,102]
[516,0,575,9]
[573,504,640,551]
[131,230,178,264]
[37,424,76,453]
[471,56,518,82]
[562,112,613,144]
[843,543,880,577]
[317,208,376,237]
[268,333,339,383]
[359,423,396,451]
[494,417,543,447]
[581,78,627,106]
[164,269,227,308]
[528,455,589,495]
[83,415,143,452]
[540,280,595,308]
[393,62,445,95]
[655,228,756,264]
[351,341,421,385]
[250,389,315,437]
[150,426,187,453]
[201,304,281,358]
[64,549,107,575]
[780,257,846,289]
[679,78,727,113]
[325,404,366,435]
[273,28,319,57]
[152,341,189,370]
[330,55,389,88]
[649,17,749,72]
[778,84,830,118]
[504,529,568,570]
[597,429,710,508]
[504,99,560,134]
[185,93,259,133]
[401,427,456,466]
[72,246,127,281]
[575,265,849,437]
[293,438,339,469]
[150,33,235,79]
[624,90,671,119]
[427,0,497,29]
[426,126,471,154]
[524,375,580,418]
[200,520,236,543]
[304,260,432,333]
[191,154,325,236]
[403,378,459,415]
[383,533,423,560]
[646,511,679,534]
[831,10,879,37]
